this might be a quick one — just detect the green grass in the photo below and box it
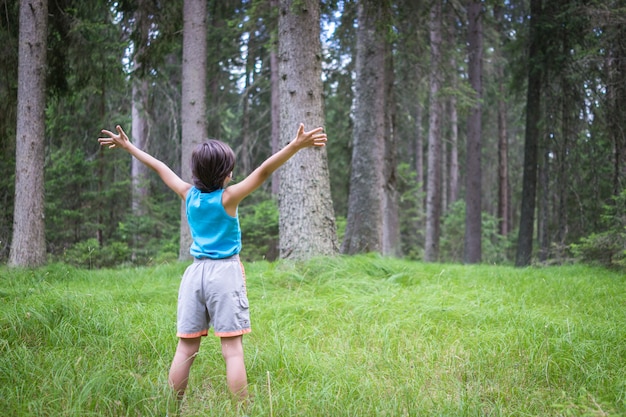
[1,256,625,416]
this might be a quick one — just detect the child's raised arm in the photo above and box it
[99,125,191,200]
[222,123,327,214]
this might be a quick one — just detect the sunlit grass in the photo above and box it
[1,256,625,416]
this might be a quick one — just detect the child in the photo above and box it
[98,123,327,403]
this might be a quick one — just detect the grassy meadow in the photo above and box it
[1,255,625,416]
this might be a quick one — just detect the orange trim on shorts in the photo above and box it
[177,329,209,338]
[239,261,247,294]
[215,328,252,338]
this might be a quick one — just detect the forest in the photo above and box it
[1,0,625,269]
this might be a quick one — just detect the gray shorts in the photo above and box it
[176,255,251,338]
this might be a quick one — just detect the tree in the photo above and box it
[392,0,428,258]
[270,0,281,196]
[494,3,511,237]
[382,4,399,257]
[277,0,338,259]
[179,0,207,260]
[600,3,626,196]
[9,0,48,267]
[322,0,357,220]
[424,0,443,262]
[342,0,388,255]
[0,0,19,261]
[516,0,543,267]
[130,0,152,218]
[464,0,484,264]
[447,56,460,208]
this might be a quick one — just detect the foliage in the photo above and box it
[45,148,99,254]
[239,195,279,262]
[62,238,131,268]
[571,232,626,270]
[1,258,625,416]
[397,163,425,260]
[440,200,511,264]
[115,193,181,265]
[570,189,626,269]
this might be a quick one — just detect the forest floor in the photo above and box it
[1,255,625,416]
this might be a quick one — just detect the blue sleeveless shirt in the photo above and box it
[186,187,241,259]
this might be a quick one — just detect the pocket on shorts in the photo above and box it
[237,291,249,309]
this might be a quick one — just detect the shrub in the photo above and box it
[397,163,425,260]
[239,197,279,262]
[440,200,511,264]
[63,238,131,269]
[570,231,626,269]
[570,189,626,269]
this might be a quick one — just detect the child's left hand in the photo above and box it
[98,125,131,150]
[291,124,327,149]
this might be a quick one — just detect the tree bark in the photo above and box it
[277,0,338,259]
[382,19,399,257]
[270,0,280,196]
[497,76,510,236]
[424,1,443,262]
[516,0,543,267]
[342,0,390,255]
[179,0,207,260]
[538,147,549,262]
[9,0,48,267]
[414,98,424,192]
[241,29,254,177]
[131,1,151,219]
[131,78,150,216]
[448,57,460,207]
[606,23,626,196]
[464,0,483,264]
[494,4,510,237]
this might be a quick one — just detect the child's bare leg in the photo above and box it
[220,335,248,400]
[168,337,201,399]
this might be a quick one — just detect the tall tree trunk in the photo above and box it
[414,88,425,230]
[448,57,460,206]
[494,5,510,237]
[444,6,458,210]
[607,24,626,196]
[557,52,571,247]
[270,0,280,196]
[342,0,386,255]
[131,76,149,262]
[131,0,151,219]
[497,77,510,236]
[240,30,254,176]
[424,1,443,262]
[441,124,448,213]
[179,0,207,260]
[278,0,338,259]
[516,0,543,267]
[131,78,150,216]
[382,24,399,257]
[206,2,223,138]
[464,0,483,264]
[414,98,424,191]
[9,0,48,267]
[538,147,549,262]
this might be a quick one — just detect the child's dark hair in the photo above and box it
[191,140,235,192]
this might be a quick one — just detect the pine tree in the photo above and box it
[9,0,48,267]
[277,0,338,259]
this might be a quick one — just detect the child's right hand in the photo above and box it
[291,123,327,150]
[98,125,131,150]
